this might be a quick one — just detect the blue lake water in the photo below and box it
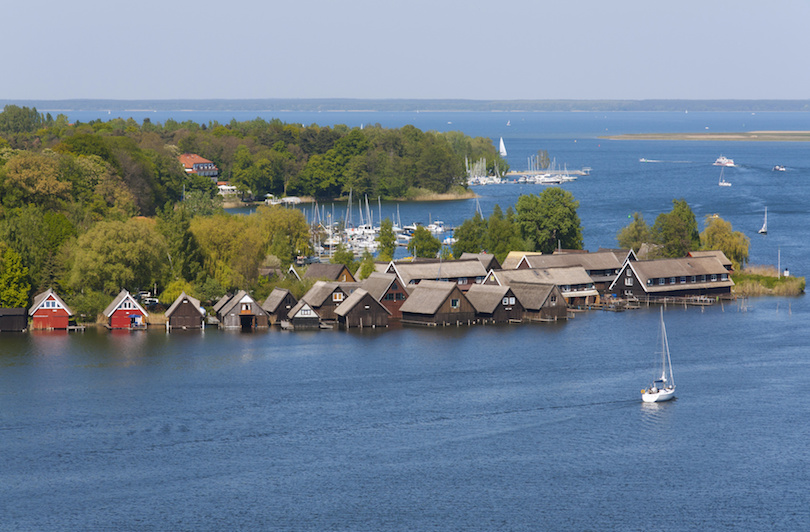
[2,110,810,530]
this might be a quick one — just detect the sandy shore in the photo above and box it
[604,131,810,141]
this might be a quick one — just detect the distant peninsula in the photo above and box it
[2,98,810,113]
[604,131,810,142]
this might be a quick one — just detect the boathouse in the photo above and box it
[485,266,599,307]
[334,288,391,329]
[464,284,524,324]
[386,259,487,292]
[287,300,321,329]
[609,256,734,300]
[303,263,356,283]
[262,287,297,325]
[216,290,268,330]
[165,292,205,330]
[301,281,361,322]
[29,289,73,330]
[399,280,476,326]
[361,272,408,319]
[516,249,632,293]
[103,290,148,330]
[508,282,569,321]
[0,308,27,332]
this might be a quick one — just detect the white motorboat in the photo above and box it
[641,308,676,403]
[713,155,735,167]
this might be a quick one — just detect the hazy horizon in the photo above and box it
[5,1,809,101]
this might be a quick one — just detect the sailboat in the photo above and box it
[718,167,731,187]
[499,137,507,158]
[641,307,676,403]
[758,207,768,235]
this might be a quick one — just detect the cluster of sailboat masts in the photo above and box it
[304,191,455,258]
[466,152,585,186]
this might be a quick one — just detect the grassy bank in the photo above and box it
[732,265,806,296]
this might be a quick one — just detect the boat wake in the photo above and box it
[639,158,693,163]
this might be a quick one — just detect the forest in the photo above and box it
[0,105,503,320]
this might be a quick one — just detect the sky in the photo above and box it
[5,0,810,101]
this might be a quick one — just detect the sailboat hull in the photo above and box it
[641,387,675,402]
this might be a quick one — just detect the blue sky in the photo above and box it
[6,0,809,100]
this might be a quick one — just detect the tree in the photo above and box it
[485,204,523,261]
[700,215,749,270]
[357,250,376,280]
[0,249,31,307]
[516,189,583,253]
[0,105,44,134]
[407,226,442,258]
[69,218,168,295]
[653,199,700,258]
[156,203,203,282]
[616,212,654,252]
[376,218,396,261]
[2,151,70,209]
[451,212,487,257]
[331,244,359,274]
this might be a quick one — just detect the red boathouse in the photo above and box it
[29,289,74,330]
[103,290,148,330]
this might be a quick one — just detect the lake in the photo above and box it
[2,110,809,530]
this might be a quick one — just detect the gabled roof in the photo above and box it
[213,293,232,314]
[289,299,319,319]
[178,153,216,169]
[218,290,268,316]
[489,266,595,287]
[103,290,147,317]
[611,256,734,293]
[508,282,558,311]
[334,288,391,317]
[302,281,362,307]
[165,291,205,317]
[29,288,73,316]
[391,259,487,285]
[464,284,510,314]
[688,250,733,269]
[500,251,542,270]
[303,263,355,281]
[399,280,459,315]
[459,252,501,271]
[262,287,296,313]
[520,250,623,272]
[361,272,398,301]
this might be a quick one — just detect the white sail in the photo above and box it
[759,207,768,235]
[641,307,676,403]
[499,137,507,157]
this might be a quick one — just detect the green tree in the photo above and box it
[700,215,749,270]
[617,212,654,252]
[485,205,523,262]
[0,105,44,134]
[69,218,168,295]
[156,203,203,282]
[376,218,396,261]
[516,189,583,253]
[331,244,359,273]
[357,250,376,280]
[407,226,442,258]
[1,151,71,209]
[451,212,487,257]
[653,199,700,258]
[0,249,31,307]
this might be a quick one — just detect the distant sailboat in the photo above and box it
[718,167,731,186]
[499,137,507,158]
[758,207,768,235]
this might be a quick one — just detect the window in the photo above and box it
[457,278,467,285]
[332,292,344,302]
[646,279,652,286]
[626,269,632,277]
[396,293,406,301]
[701,275,707,282]
[503,297,510,305]
[711,274,718,282]
[550,296,557,303]
[301,308,311,316]
[384,293,395,301]
[625,277,633,286]
[721,273,728,281]
[451,298,460,309]
[670,277,676,285]
[241,303,251,312]
[391,282,398,290]
[509,296,516,305]
[691,276,696,283]
[680,276,686,284]
[659,278,665,286]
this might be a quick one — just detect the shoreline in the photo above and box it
[221,190,478,209]
[603,130,810,142]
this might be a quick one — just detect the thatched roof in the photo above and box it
[334,288,391,317]
[508,283,557,311]
[361,272,398,301]
[262,287,295,313]
[165,292,205,317]
[391,259,487,285]
[464,284,509,314]
[398,280,457,315]
[302,281,362,307]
